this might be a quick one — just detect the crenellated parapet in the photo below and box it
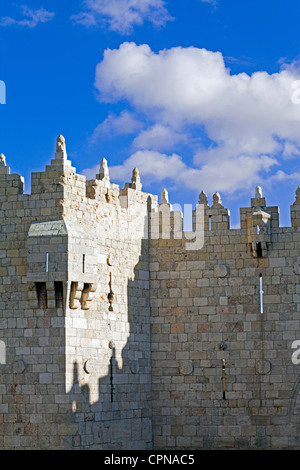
[246,186,272,258]
[1,134,300,261]
[201,190,231,231]
[0,153,9,175]
[0,152,24,197]
[2,134,300,450]
[86,158,119,203]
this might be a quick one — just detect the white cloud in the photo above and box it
[110,150,186,182]
[91,42,300,194]
[0,5,55,28]
[132,124,187,151]
[82,149,278,196]
[90,110,143,142]
[81,150,184,181]
[95,43,300,138]
[270,170,300,182]
[282,142,300,160]
[71,0,173,34]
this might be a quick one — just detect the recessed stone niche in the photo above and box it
[294,261,300,275]
[179,361,194,376]
[214,265,229,278]
[83,359,96,374]
[255,359,271,375]
[13,360,26,374]
[130,361,139,374]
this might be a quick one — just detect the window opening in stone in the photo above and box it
[256,242,262,258]
[0,340,6,365]
[259,273,264,315]
[46,252,49,272]
[55,281,63,308]
[208,216,211,231]
[222,359,226,399]
[257,225,260,235]
[36,282,47,308]
[82,254,85,273]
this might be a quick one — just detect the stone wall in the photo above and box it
[1,137,300,450]
[150,190,300,449]
[0,139,155,449]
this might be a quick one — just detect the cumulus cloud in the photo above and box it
[71,0,173,34]
[82,149,278,196]
[132,124,188,151]
[282,142,300,160]
[0,5,55,28]
[95,43,300,136]
[90,42,300,194]
[90,110,143,143]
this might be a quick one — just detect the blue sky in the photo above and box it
[1,0,300,227]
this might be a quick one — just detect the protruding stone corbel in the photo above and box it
[82,283,97,310]
[46,282,56,309]
[70,282,84,309]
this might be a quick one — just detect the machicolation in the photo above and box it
[1,136,300,449]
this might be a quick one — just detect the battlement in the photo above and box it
[1,135,300,450]
[1,135,300,238]
[0,135,157,212]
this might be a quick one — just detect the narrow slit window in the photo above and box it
[256,242,262,258]
[46,252,49,273]
[82,254,85,273]
[208,216,212,231]
[36,282,47,309]
[0,340,6,365]
[222,359,226,399]
[259,274,264,314]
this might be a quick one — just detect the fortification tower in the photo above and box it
[1,136,300,450]
[0,136,156,449]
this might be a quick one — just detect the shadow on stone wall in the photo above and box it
[65,237,153,450]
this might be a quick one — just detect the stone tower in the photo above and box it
[1,136,300,449]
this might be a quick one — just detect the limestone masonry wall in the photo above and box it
[0,137,300,449]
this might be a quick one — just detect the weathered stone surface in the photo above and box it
[12,359,26,374]
[1,140,300,451]
[255,359,272,375]
[179,361,194,376]
[214,265,229,278]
